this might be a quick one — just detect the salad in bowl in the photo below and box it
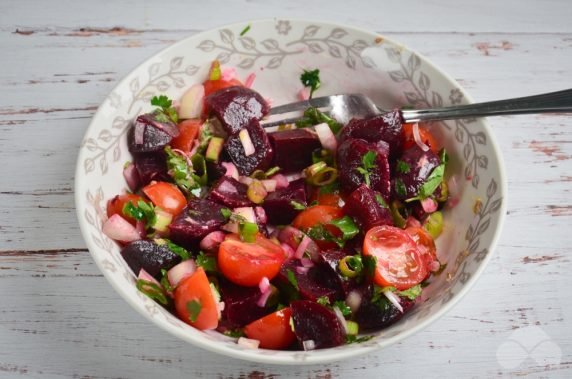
[75,19,505,364]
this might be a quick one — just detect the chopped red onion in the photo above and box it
[138,268,161,288]
[333,305,349,334]
[244,73,256,89]
[285,172,304,182]
[178,84,205,119]
[258,277,270,293]
[295,235,311,259]
[412,123,430,152]
[278,225,305,249]
[135,220,146,239]
[315,122,337,152]
[256,288,272,307]
[221,222,239,234]
[254,206,267,224]
[239,129,255,156]
[281,243,295,259]
[238,175,254,186]
[405,216,422,229]
[221,162,239,180]
[199,231,226,252]
[421,197,438,213]
[447,175,459,197]
[134,121,145,145]
[302,340,315,351]
[298,87,310,101]
[300,257,314,268]
[296,266,310,274]
[261,179,277,192]
[383,290,404,313]
[123,162,141,192]
[167,259,197,288]
[233,207,256,223]
[237,337,260,349]
[102,214,141,243]
[218,301,225,312]
[346,290,362,314]
[428,260,441,273]
[221,67,236,81]
[271,174,289,189]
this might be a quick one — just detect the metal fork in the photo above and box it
[261,88,572,129]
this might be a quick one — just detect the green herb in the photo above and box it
[239,221,259,243]
[300,68,321,98]
[396,284,423,300]
[363,255,377,278]
[265,166,281,177]
[389,199,408,228]
[190,153,208,186]
[346,335,374,344]
[330,216,359,241]
[151,95,178,123]
[223,329,245,338]
[290,201,307,210]
[186,300,202,322]
[439,148,449,164]
[306,224,337,245]
[319,181,340,195]
[196,251,218,273]
[375,193,388,209]
[407,149,449,202]
[239,24,251,36]
[295,107,342,134]
[312,149,333,165]
[136,279,169,305]
[355,151,377,187]
[220,208,232,219]
[198,120,214,152]
[122,200,157,229]
[394,178,407,197]
[316,296,330,306]
[165,146,201,194]
[286,269,299,290]
[334,300,352,317]
[396,160,411,174]
[165,240,191,260]
[160,268,173,293]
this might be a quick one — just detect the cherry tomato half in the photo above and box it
[402,123,439,154]
[244,307,296,350]
[363,225,427,290]
[406,226,437,276]
[292,205,344,249]
[106,193,145,225]
[218,234,286,287]
[170,119,201,154]
[142,181,187,216]
[174,267,219,330]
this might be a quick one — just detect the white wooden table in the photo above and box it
[1,1,571,377]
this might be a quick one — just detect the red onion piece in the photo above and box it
[221,67,236,81]
[123,162,141,192]
[199,231,226,252]
[254,206,267,224]
[281,243,295,259]
[179,84,205,119]
[405,216,422,229]
[237,337,260,349]
[258,277,270,293]
[222,162,239,180]
[428,260,441,273]
[261,179,277,192]
[298,87,310,101]
[383,290,404,313]
[138,268,162,288]
[167,259,197,288]
[296,266,310,274]
[300,257,314,268]
[295,235,311,259]
[412,123,430,152]
[244,73,256,89]
[256,288,272,307]
[134,121,145,145]
[278,225,305,249]
[271,174,289,189]
[302,340,315,351]
[238,175,254,186]
[333,306,349,334]
[346,290,362,314]
[420,197,438,213]
[102,214,141,243]
[315,122,337,152]
[135,220,146,239]
[221,222,239,234]
[285,172,304,182]
[233,207,256,223]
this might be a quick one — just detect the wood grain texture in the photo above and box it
[1,0,571,377]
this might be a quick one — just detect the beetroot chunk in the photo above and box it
[121,240,181,280]
[219,280,273,328]
[207,176,252,208]
[268,129,321,172]
[337,138,391,198]
[392,146,440,200]
[275,260,341,303]
[168,198,227,247]
[224,120,274,176]
[338,110,403,157]
[291,300,345,349]
[133,152,169,187]
[128,113,179,153]
[262,179,307,225]
[343,184,393,231]
[204,86,269,135]
[354,286,414,331]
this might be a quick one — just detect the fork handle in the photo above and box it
[401,88,572,123]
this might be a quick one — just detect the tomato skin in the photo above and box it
[170,119,201,154]
[203,79,243,97]
[402,123,439,154]
[363,225,427,290]
[174,267,219,330]
[406,226,437,275]
[292,205,344,249]
[142,182,187,216]
[218,234,286,287]
[244,308,296,350]
[106,194,145,225]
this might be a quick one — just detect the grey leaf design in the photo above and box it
[469,240,480,254]
[113,145,121,162]
[385,47,401,63]
[418,72,430,91]
[173,76,185,88]
[474,132,487,145]
[99,156,108,174]
[84,138,98,151]
[455,127,465,143]
[98,130,112,142]
[459,270,471,284]
[477,218,490,236]
[129,78,140,93]
[388,70,406,82]
[466,224,474,240]
[93,235,105,249]
[404,92,420,105]
[407,54,421,73]
[463,143,472,160]
[197,40,215,52]
[216,51,231,64]
[185,65,199,76]
[261,39,279,51]
[472,174,480,188]
[220,29,234,44]
[308,43,323,53]
[170,57,183,70]
[328,44,342,58]
[238,57,255,69]
[302,25,320,39]
[239,36,256,50]
[148,62,160,78]
[352,39,369,52]
[490,198,502,213]
[475,249,488,262]
[361,56,376,68]
[96,187,104,203]
[431,91,443,107]
[112,116,128,129]
[86,190,94,203]
[345,54,356,69]
[329,28,347,39]
[109,92,121,108]
[139,91,155,102]
[478,155,488,168]
[266,56,283,69]
[487,179,497,197]
[156,81,169,92]
[85,209,95,226]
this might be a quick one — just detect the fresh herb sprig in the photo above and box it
[123,200,157,228]
[355,150,377,187]
[300,68,321,98]
[295,107,342,134]
[151,95,178,123]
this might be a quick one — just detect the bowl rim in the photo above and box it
[74,17,507,365]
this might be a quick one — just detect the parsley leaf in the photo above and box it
[355,151,377,187]
[363,255,377,278]
[196,252,218,273]
[334,300,352,317]
[418,164,445,199]
[316,296,330,306]
[375,193,388,209]
[295,107,342,134]
[300,68,321,98]
[396,284,423,300]
[220,208,232,219]
[329,216,359,241]
[155,239,191,260]
[136,279,169,305]
[396,160,411,174]
[122,200,157,229]
[186,300,202,322]
[346,335,374,344]
[151,95,178,123]
[165,146,201,194]
[290,201,307,210]
[239,24,251,36]
[394,178,407,197]
[286,269,299,290]
[160,268,173,293]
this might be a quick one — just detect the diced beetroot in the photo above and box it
[318,249,361,297]
[338,110,403,158]
[337,138,391,198]
[353,285,414,331]
[224,120,274,176]
[168,198,227,247]
[275,260,341,303]
[207,176,252,208]
[128,113,178,153]
[133,152,169,187]
[392,146,440,200]
[262,179,307,225]
[343,184,393,231]
[219,279,273,328]
[204,86,269,135]
[290,300,345,349]
[268,129,321,172]
[121,240,181,280]
[206,161,227,184]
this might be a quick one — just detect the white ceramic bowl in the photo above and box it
[75,19,506,365]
